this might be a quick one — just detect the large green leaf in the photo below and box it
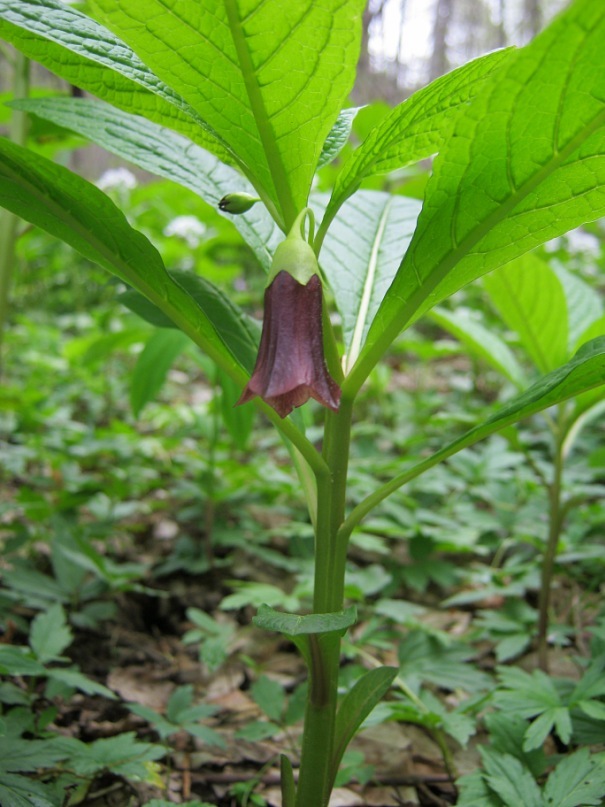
[481,255,605,426]
[429,307,526,388]
[349,0,605,394]
[483,254,569,374]
[483,256,604,380]
[0,137,248,383]
[91,0,365,228]
[340,336,605,539]
[322,48,512,231]
[0,0,232,162]
[13,97,281,271]
[318,191,421,370]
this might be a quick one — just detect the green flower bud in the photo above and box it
[218,192,260,214]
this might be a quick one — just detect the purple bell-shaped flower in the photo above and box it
[237,211,341,418]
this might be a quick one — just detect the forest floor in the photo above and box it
[36,531,586,807]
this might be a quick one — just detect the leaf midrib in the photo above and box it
[345,197,392,372]
[223,0,296,229]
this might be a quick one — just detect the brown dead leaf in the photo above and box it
[205,661,246,700]
[106,665,173,709]
[352,722,413,776]
[363,785,418,805]
[209,687,256,715]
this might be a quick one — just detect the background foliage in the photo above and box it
[0,1,604,806]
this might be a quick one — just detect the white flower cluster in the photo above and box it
[96,167,137,193]
[163,216,207,248]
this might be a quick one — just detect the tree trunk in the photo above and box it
[429,0,453,81]
[524,0,542,40]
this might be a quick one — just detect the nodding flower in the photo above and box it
[236,211,341,419]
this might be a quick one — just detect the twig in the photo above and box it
[189,770,452,786]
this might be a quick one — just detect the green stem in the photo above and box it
[313,184,358,258]
[314,204,338,257]
[315,396,354,613]
[537,415,565,673]
[0,52,30,369]
[295,397,354,807]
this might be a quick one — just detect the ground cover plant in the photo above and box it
[432,253,605,671]
[1,0,605,805]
